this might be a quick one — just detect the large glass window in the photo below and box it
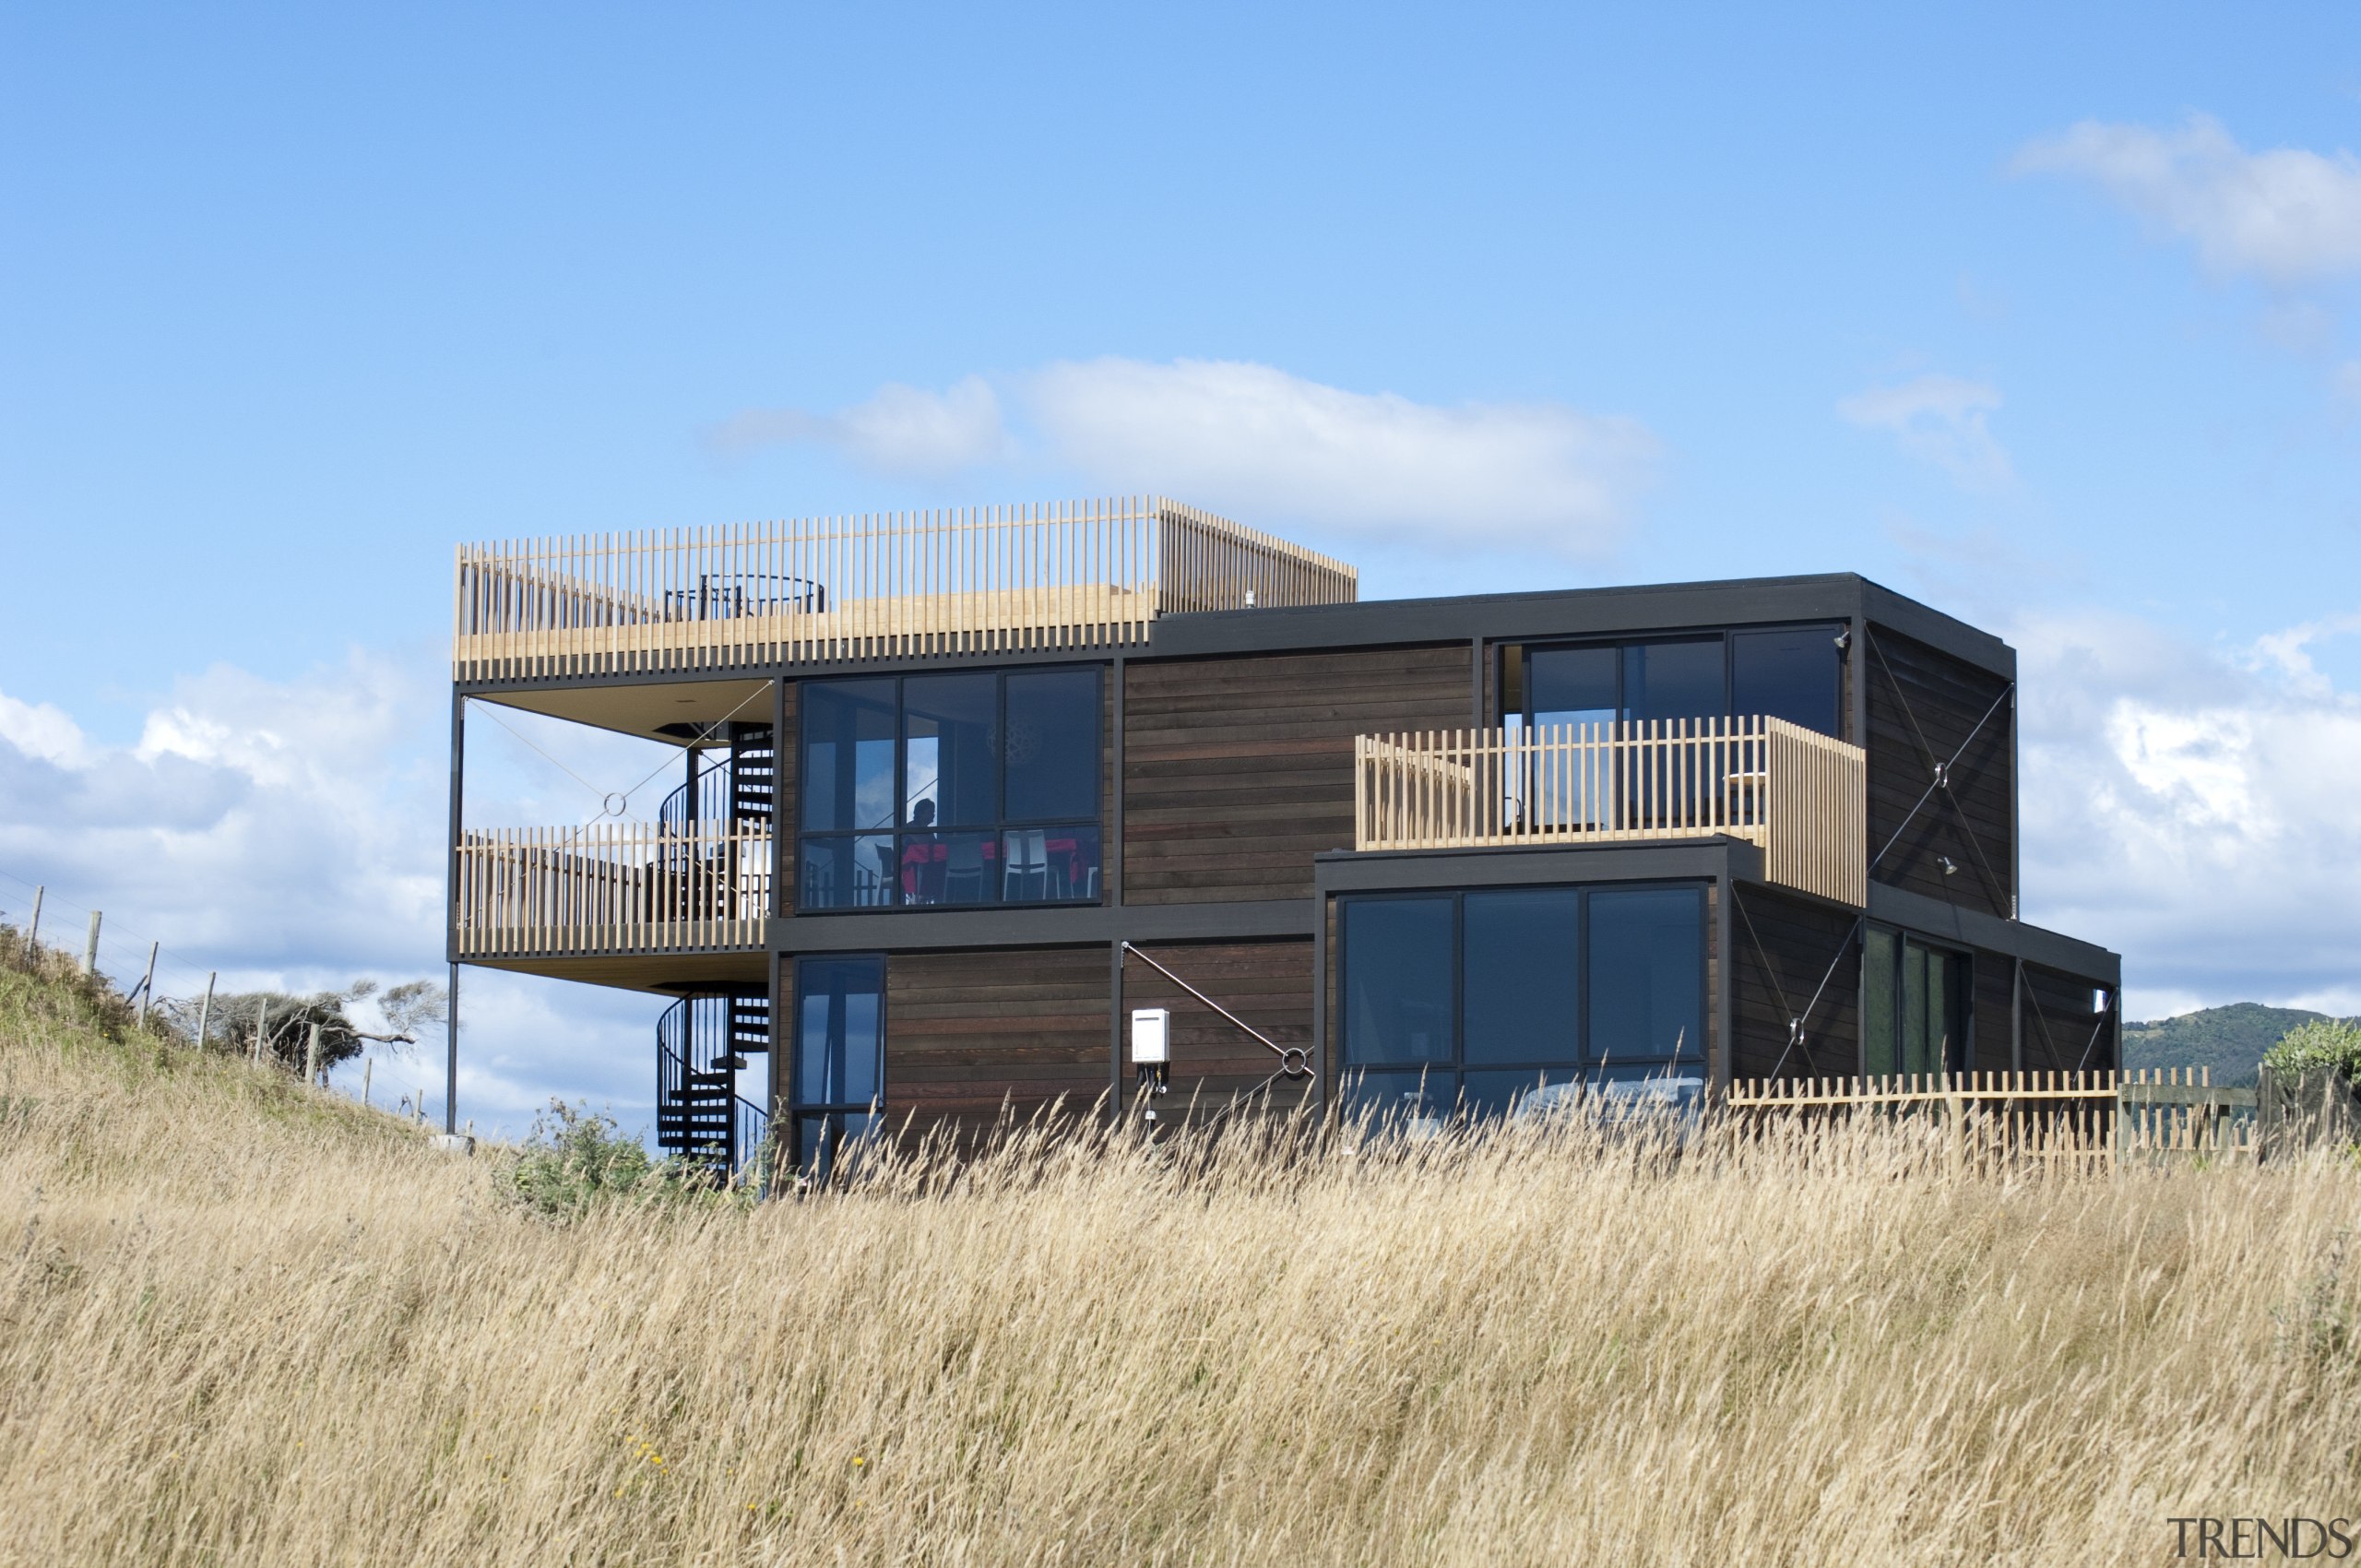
[1004,668,1100,821]
[903,673,997,829]
[1528,645,1617,732]
[1861,928,1969,1077]
[1341,898,1455,1066]
[801,679,897,836]
[1339,883,1706,1122]
[1587,887,1706,1063]
[1463,890,1580,1065]
[1732,627,1842,735]
[798,668,1103,910]
[1621,639,1726,725]
[1508,626,1843,739]
[794,955,884,1180]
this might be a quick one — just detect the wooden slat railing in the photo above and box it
[454,823,772,956]
[452,496,1358,680]
[1726,1068,2259,1166]
[1354,717,1867,905]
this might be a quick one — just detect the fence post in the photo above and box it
[2113,1070,2127,1171]
[195,971,216,1051]
[303,1022,323,1087]
[23,885,40,968]
[82,909,101,976]
[253,999,271,1065]
[135,941,159,1028]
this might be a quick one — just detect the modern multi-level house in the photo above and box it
[445,498,2120,1172]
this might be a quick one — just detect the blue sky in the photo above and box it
[4,3,2358,1135]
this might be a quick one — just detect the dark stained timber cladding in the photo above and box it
[1123,646,1474,904]
[2022,963,2112,1074]
[1972,950,2015,1074]
[1704,883,1721,1081]
[1865,625,2013,919]
[1730,886,1860,1081]
[885,946,1110,1131]
[1122,940,1314,1124]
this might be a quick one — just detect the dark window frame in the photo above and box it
[1498,623,1846,739]
[1335,880,1711,1110]
[790,952,888,1180]
[796,666,1105,912]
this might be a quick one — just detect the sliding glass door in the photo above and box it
[1861,928,1970,1078]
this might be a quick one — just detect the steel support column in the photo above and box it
[445,691,465,1134]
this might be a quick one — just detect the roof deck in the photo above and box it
[452,496,1358,682]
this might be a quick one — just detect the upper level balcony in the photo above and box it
[1353,718,1868,905]
[452,496,1358,682]
[454,821,772,961]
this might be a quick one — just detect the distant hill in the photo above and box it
[2121,1004,2348,1087]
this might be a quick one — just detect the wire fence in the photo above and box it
[0,866,218,1005]
[0,866,453,1125]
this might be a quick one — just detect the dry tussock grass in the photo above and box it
[2,961,2358,1565]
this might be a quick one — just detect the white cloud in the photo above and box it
[0,691,95,767]
[0,655,442,976]
[2015,113,2361,286]
[713,374,1011,478]
[1022,358,1657,555]
[1838,374,2011,488]
[0,656,680,1143]
[718,358,1659,557]
[2016,607,2361,1014]
[2248,610,2361,697]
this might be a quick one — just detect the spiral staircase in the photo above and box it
[651,719,777,1175]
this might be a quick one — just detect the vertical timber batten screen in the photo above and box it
[1353,718,1867,906]
[454,822,772,956]
[451,497,1358,680]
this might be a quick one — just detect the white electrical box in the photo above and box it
[1130,1007,1170,1064]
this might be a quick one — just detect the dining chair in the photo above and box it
[944,836,986,903]
[1003,829,1048,902]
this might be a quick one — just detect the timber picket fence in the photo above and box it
[1726,1068,2261,1169]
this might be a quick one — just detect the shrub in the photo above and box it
[2263,1019,2361,1085]
[494,1099,723,1221]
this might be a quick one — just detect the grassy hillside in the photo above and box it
[3,956,2360,1564]
[2123,1003,2343,1086]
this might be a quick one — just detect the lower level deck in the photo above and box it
[455,841,2121,1173]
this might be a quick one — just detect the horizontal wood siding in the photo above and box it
[884,946,1109,1133]
[1122,940,1314,1123]
[2023,963,2113,1075]
[1730,886,1860,1081]
[1865,625,2012,919]
[1124,646,1474,904]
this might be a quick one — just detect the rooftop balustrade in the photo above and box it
[1353,717,1867,905]
[452,496,1358,681]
